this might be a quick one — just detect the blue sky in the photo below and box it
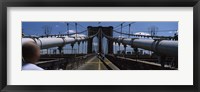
[22,22,178,54]
[22,22,178,36]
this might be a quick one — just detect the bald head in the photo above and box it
[22,42,40,64]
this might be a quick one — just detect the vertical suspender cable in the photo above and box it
[75,23,79,54]
[121,23,122,38]
[67,23,69,36]
[129,24,131,38]
[75,23,78,38]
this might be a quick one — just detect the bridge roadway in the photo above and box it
[77,55,119,70]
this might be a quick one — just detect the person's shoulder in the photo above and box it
[22,63,44,70]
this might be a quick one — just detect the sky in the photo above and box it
[22,22,178,54]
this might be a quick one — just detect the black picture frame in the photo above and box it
[0,0,200,92]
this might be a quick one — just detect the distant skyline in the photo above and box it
[22,22,178,54]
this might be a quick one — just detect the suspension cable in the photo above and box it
[114,22,135,30]
[75,23,78,38]
[113,22,125,29]
[75,22,87,30]
[128,24,131,38]
[108,30,176,39]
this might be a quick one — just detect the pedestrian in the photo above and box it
[22,42,44,70]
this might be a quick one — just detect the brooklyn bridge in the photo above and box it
[22,22,178,70]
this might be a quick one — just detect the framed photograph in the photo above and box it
[1,0,199,92]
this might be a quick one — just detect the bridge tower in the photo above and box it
[87,26,113,54]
